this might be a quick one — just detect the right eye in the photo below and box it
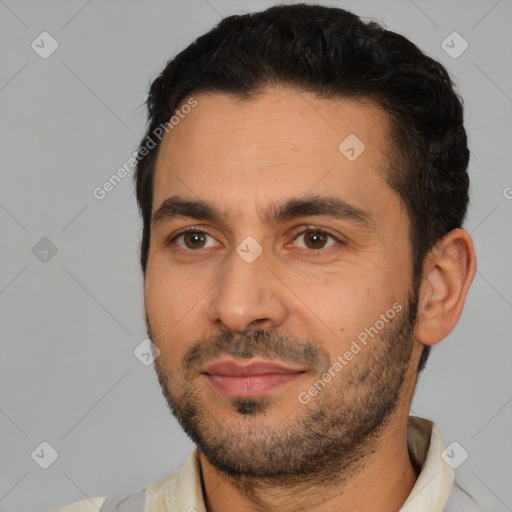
[167,229,220,250]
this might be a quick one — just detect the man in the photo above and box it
[54,3,482,511]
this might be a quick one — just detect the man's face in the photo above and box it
[144,86,420,479]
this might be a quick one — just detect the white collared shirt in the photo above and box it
[52,416,484,511]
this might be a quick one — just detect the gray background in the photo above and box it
[1,0,511,510]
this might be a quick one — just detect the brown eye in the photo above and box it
[303,231,328,249]
[183,232,207,249]
[171,231,218,250]
[293,229,339,250]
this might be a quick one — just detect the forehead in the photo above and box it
[151,85,399,223]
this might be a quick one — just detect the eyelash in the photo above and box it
[166,225,343,253]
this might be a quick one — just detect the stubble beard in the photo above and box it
[149,290,418,489]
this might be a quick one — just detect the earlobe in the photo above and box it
[414,229,477,346]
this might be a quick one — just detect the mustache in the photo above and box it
[183,330,330,373]
[145,317,330,374]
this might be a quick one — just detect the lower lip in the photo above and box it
[204,372,304,397]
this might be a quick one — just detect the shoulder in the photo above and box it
[48,453,192,512]
[50,496,108,511]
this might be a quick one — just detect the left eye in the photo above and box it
[292,229,339,250]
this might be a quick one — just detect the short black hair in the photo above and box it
[134,3,470,373]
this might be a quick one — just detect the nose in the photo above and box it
[206,244,289,333]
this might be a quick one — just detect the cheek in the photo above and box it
[285,267,401,355]
[145,272,190,339]
[144,268,213,362]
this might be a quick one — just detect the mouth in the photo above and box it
[201,358,307,397]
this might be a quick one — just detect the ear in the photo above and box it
[415,228,477,346]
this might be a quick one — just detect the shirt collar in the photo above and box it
[400,416,455,511]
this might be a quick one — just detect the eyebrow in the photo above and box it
[151,194,375,231]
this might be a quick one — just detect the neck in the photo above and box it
[198,413,419,512]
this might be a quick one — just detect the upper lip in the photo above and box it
[202,358,305,376]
